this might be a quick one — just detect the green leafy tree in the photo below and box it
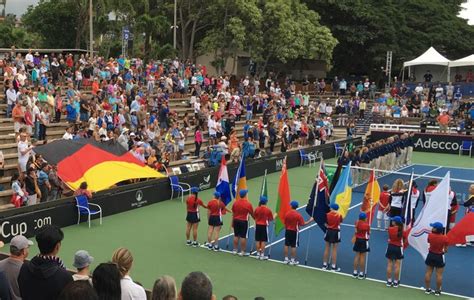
[304,0,474,79]
[22,0,78,48]
[257,0,337,74]
[0,15,41,48]
[198,0,262,74]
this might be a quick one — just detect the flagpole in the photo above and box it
[225,157,239,250]
[250,169,267,254]
[270,156,287,257]
[268,222,276,258]
[304,159,322,265]
[398,170,414,282]
[364,168,376,276]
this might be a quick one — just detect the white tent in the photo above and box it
[449,54,474,67]
[403,47,450,67]
[403,47,451,82]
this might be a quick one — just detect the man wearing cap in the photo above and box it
[185,187,207,247]
[424,222,449,296]
[0,235,34,299]
[206,192,231,251]
[284,201,313,265]
[72,250,94,283]
[254,196,274,260]
[18,225,73,300]
[231,189,254,256]
[322,203,343,271]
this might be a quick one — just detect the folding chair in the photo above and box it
[299,149,316,167]
[75,195,102,228]
[169,175,191,202]
[459,140,472,156]
[334,143,344,158]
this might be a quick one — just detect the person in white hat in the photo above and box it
[0,235,34,300]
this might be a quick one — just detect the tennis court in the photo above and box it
[16,152,473,299]
[215,162,474,298]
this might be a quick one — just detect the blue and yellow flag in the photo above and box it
[329,162,353,218]
[232,156,247,200]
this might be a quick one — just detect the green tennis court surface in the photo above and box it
[24,153,474,299]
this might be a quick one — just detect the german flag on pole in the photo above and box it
[34,139,164,192]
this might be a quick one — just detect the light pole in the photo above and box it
[173,0,177,49]
[89,0,93,57]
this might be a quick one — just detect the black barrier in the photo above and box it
[0,138,361,242]
[370,130,473,154]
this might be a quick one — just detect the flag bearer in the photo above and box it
[322,203,343,271]
[424,222,449,296]
[385,216,408,288]
[185,187,207,247]
[352,212,370,279]
[254,196,274,260]
[284,201,313,266]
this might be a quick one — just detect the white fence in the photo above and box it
[369,123,458,134]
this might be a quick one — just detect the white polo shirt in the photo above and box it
[120,275,146,300]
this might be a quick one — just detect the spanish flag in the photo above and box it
[34,139,164,192]
[360,169,381,224]
[329,162,353,218]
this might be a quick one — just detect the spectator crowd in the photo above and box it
[2,49,473,209]
[0,224,255,300]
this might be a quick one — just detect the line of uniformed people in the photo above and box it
[338,133,415,185]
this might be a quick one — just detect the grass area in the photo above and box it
[22,152,470,299]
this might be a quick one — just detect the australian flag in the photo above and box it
[306,160,330,233]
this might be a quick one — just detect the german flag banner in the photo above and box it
[34,139,165,192]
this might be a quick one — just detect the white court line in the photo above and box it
[200,244,469,299]
[412,163,474,171]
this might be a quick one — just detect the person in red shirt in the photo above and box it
[206,192,231,251]
[231,189,254,256]
[185,187,207,247]
[377,185,390,230]
[284,201,313,266]
[323,203,343,271]
[352,212,370,279]
[385,216,408,288]
[253,196,275,260]
[424,222,449,296]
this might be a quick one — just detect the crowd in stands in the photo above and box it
[0,225,262,300]
[5,50,363,206]
[3,49,473,208]
[369,78,473,133]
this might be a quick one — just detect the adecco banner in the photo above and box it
[370,131,472,154]
[0,138,360,243]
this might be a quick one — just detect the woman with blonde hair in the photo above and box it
[111,248,146,300]
[389,179,406,218]
[151,275,177,300]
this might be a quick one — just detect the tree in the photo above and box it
[198,0,262,74]
[304,0,474,79]
[256,0,338,74]
[0,14,40,48]
[22,0,78,48]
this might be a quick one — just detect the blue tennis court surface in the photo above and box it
[215,164,474,298]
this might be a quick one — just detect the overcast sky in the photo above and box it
[5,0,474,24]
